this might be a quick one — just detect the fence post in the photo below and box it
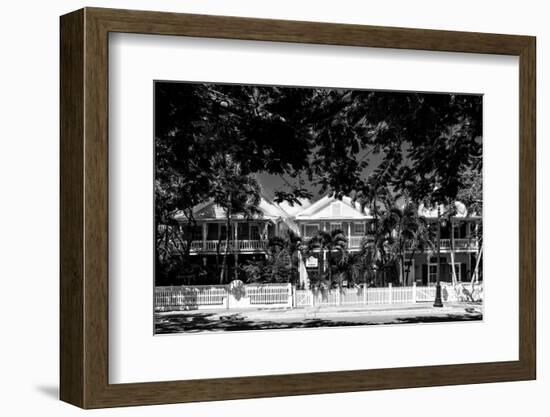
[288,283,293,308]
[363,284,367,305]
[412,282,417,303]
[389,283,393,304]
[226,285,230,309]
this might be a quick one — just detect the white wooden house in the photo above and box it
[173,193,481,287]
[293,195,372,286]
[173,196,295,280]
[412,202,481,286]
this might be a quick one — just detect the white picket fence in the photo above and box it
[155,285,228,311]
[155,283,448,311]
[246,284,291,305]
[294,284,437,307]
[155,283,292,311]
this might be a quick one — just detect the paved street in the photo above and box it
[155,303,483,333]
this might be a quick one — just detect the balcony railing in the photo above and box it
[187,237,478,254]
[188,239,268,253]
[347,237,478,251]
[439,238,479,251]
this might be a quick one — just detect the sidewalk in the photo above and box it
[157,302,482,321]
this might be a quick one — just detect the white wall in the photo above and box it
[0,0,545,415]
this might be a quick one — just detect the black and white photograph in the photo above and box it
[154,81,483,334]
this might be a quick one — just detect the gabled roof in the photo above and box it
[174,197,291,222]
[295,195,372,221]
[277,198,312,216]
[418,201,479,219]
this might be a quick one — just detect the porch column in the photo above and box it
[450,221,456,285]
[298,252,309,287]
[347,222,351,248]
[233,224,239,281]
[468,251,472,282]
[473,222,479,283]
[202,223,207,250]
[426,252,430,285]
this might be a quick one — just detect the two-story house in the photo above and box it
[293,197,481,287]
[173,196,295,281]
[412,202,481,286]
[293,195,372,285]
[174,193,482,287]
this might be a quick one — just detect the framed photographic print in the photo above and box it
[60,7,536,409]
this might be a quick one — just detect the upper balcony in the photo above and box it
[186,234,479,255]
[438,238,479,252]
[188,239,268,254]
[320,236,479,252]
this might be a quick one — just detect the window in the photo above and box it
[453,222,468,239]
[220,224,232,240]
[191,225,203,241]
[304,224,319,238]
[331,202,342,217]
[206,223,218,240]
[429,265,438,283]
[250,225,260,241]
[329,222,342,233]
[450,263,464,281]
[354,222,365,234]
[439,223,450,239]
[237,223,249,240]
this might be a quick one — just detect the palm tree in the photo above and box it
[265,236,290,283]
[306,229,348,288]
[456,169,483,290]
[210,154,261,284]
[356,190,434,286]
[403,211,434,284]
[285,230,304,284]
[354,184,399,285]
[343,234,384,287]
[388,201,435,285]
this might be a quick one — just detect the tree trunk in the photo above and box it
[436,211,441,287]
[317,251,323,287]
[470,244,483,288]
[271,249,282,283]
[326,249,332,288]
[399,254,405,286]
[449,221,458,286]
[405,249,416,285]
[215,228,222,279]
[220,202,232,284]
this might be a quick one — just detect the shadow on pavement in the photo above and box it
[154,311,483,334]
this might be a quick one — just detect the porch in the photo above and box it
[185,220,272,254]
[188,239,268,253]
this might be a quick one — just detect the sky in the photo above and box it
[256,149,385,204]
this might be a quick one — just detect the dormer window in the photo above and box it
[331,202,342,217]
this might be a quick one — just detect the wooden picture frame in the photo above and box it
[60,7,536,409]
